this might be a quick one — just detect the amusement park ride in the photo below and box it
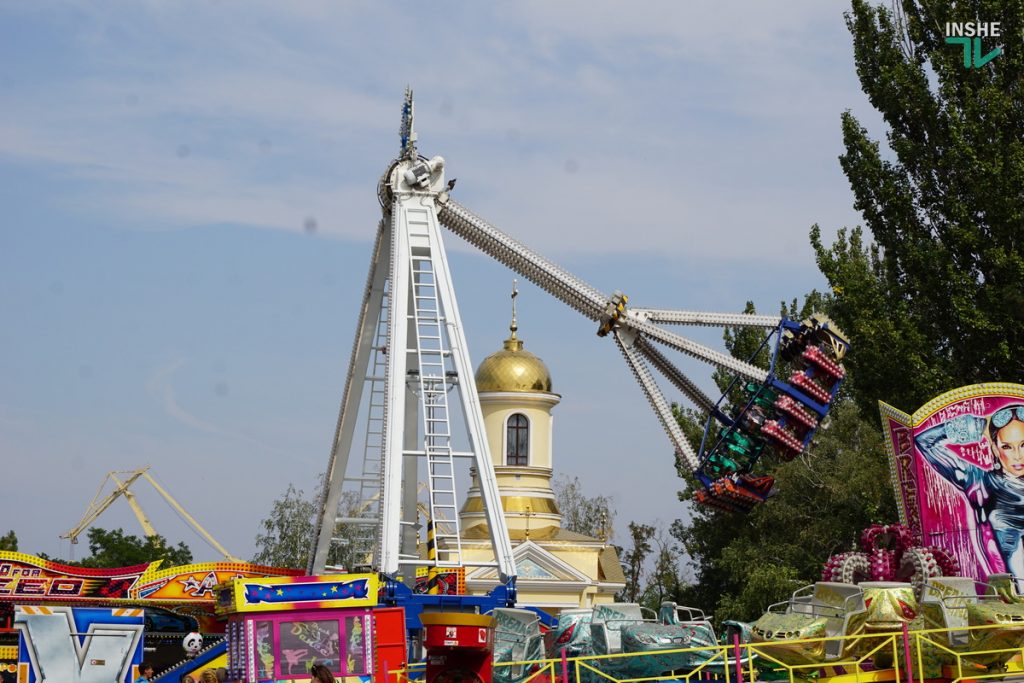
[309,89,850,599]
[8,93,1024,683]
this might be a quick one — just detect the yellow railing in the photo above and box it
[386,621,1024,683]
[904,621,1024,683]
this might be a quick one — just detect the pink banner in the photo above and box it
[881,383,1024,583]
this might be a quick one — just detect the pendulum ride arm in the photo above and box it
[434,194,772,473]
[423,93,845,514]
[613,329,700,470]
[434,183,848,516]
[437,196,770,380]
[633,336,717,416]
[630,309,782,328]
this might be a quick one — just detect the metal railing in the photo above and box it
[384,621,1024,683]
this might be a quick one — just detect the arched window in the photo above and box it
[506,413,529,466]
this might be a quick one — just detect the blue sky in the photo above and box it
[0,1,879,565]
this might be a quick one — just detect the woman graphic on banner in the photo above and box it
[915,404,1024,578]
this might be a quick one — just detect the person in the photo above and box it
[181,677,196,683]
[199,669,219,683]
[134,662,155,683]
[216,668,228,682]
[311,663,338,683]
[916,404,1024,577]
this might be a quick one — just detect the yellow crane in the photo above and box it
[61,466,240,562]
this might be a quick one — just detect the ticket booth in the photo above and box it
[217,574,406,683]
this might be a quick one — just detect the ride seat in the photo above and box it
[591,603,644,654]
[659,602,679,625]
[922,577,975,647]
[984,573,1024,602]
[492,608,543,679]
[811,583,866,659]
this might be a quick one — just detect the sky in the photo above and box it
[0,1,882,566]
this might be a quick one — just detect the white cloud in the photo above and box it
[0,1,869,260]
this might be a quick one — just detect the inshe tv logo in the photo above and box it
[945,22,1002,68]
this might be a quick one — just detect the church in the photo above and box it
[454,295,625,611]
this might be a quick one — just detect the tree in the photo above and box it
[640,528,685,611]
[0,530,17,552]
[553,474,615,540]
[78,528,192,568]
[618,522,655,603]
[252,483,362,570]
[253,484,316,569]
[812,0,1024,415]
[671,0,1024,622]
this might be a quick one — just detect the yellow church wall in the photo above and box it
[479,394,558,470]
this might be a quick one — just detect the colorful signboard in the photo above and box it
[133,562,301,602]
[0,551,301,605]
[218,574,379,614]
[0,552,150,601]
[881,382,1024,583]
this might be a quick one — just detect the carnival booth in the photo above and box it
[216,573,406,683]
[0,551,302,681]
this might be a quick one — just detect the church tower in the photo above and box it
[457,285,624,611]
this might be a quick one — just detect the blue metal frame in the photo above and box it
[380,575,518,633]
[694,316,847,490]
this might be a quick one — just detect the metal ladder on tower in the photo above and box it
[408,243,463,568]
[325,282,389,571]
[355,286,390,565]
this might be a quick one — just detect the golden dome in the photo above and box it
[475,335,553,393]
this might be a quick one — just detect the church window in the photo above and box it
[506,413,529,465]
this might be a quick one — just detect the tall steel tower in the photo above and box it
[310,91,515,582]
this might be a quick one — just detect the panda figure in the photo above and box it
[183,631,204,658]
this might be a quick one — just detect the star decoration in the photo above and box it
[179,575,203,594]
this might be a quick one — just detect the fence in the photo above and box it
[385,621,1024,683]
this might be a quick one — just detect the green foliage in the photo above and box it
[618,522,656,602]
[0,530,17,552]
[813,0,1024,415]
[252,484,316,570]
[78,528,192,568]
[640,532,685,611]
[252,483,360,570]
[714,564,801,621]
[553,474,615,540]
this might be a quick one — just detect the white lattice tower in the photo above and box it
[310,91,515,580]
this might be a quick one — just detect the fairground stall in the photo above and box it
[0,550,300,682]
[216,573,407,683]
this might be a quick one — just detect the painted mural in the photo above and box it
[881,382,1024,583]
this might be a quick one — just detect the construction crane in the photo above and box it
[62,466,241,562]
[310,90,848,579]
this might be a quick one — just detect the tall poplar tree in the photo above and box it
[674,0,1023,620]
[813,0,1024,415]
